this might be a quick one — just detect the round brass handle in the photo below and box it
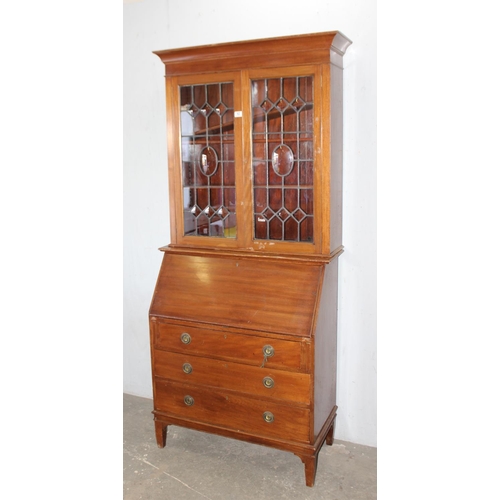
[262,345,274,357]
[184,395,194,406]
[263,411,274,423]
[182,363,193,374]
[180,333,191,344]
[262,376,274,389]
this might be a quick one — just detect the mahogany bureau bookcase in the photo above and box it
[149,31,351,487]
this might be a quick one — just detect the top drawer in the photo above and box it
[152,321,306,372]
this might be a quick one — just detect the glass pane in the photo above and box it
[251,76,314,242]
[180,81,236,238]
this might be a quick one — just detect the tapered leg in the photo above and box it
[298,453,318,487]
[326,422,334,446]
[155,421,167,448]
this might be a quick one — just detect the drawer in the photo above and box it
[153,321,305,371]
[154,350,311,405]
[154,379,311,443]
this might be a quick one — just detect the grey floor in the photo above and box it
[124,394,376,499]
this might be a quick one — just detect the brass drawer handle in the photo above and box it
[261,345,275,367]
[262,345,274,357]
[182,363,193,374]
[184,395,194,406]
[180,333,191,344]
[263,411,274,423]
[262,376,274,389]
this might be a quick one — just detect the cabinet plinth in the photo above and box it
[150,31,351,487]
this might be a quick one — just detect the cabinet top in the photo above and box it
[153,31,352,76]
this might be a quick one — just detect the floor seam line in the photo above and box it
[123,448,213,500]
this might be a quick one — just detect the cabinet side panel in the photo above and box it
[149,317,159,407]
[330,63,344,252]
[313,258,339,438]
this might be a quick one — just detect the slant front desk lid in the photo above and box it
[150,253,324,337]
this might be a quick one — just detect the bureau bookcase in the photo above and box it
[149,31,351,487]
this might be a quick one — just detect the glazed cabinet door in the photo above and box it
[245,66,325,255]
[166,66,327,256]
[167,72,246,248]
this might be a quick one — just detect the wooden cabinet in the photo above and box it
[149,31,351,487]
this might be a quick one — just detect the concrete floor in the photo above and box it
[124,394,376,499]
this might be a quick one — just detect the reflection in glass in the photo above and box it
[180,82,236,238]
[200,146,218,176]
[271,144,294,177]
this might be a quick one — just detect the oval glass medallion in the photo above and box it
[271,145,294,176]
[199,146,218,176]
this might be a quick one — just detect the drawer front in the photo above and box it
[154,322,304,371]
[154,350,311,405]
[155,379,311,443]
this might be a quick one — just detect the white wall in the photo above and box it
[124,0,376,447]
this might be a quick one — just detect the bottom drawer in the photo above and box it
[155,378,311,443]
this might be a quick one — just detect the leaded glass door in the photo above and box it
[173,72,243,245]
[180,81,237,238]
[169,68,322,254]
[251,74,315,243]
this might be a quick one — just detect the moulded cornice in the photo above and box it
[153,31,352,75]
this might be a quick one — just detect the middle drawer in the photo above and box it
[154,349,311,405]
